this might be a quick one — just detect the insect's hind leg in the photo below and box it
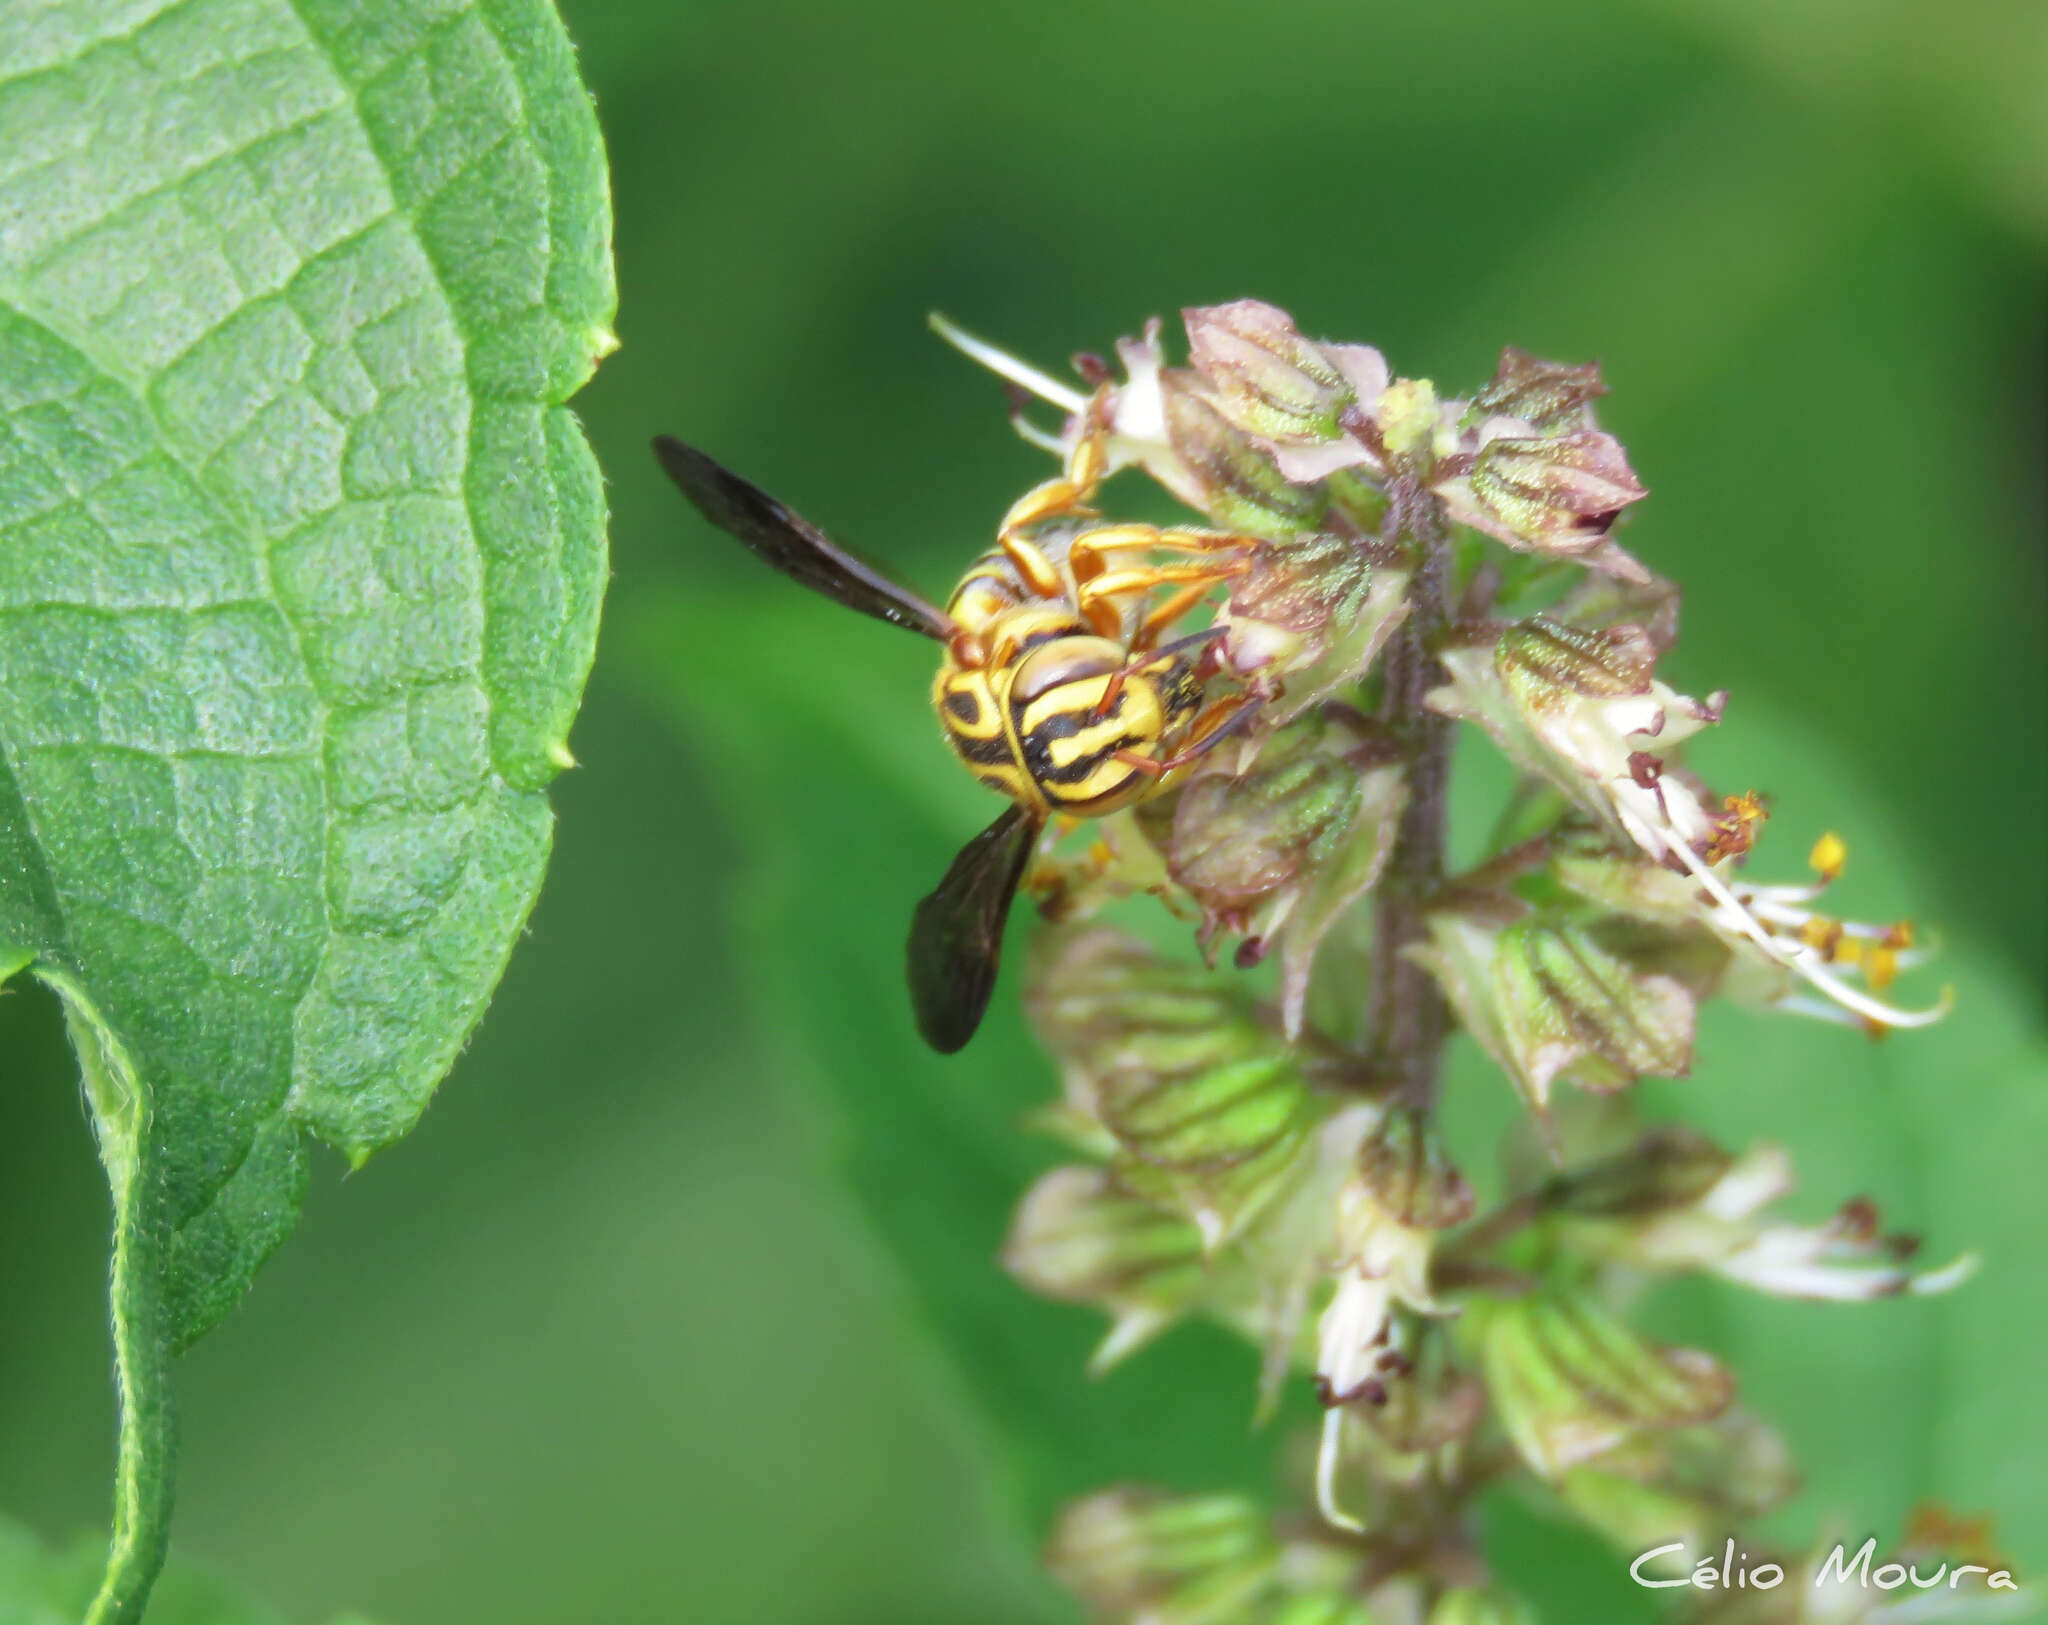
[1088,618,1231,719]
[1112,691,1264,777]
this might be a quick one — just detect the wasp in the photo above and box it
[654,406,1260,1053]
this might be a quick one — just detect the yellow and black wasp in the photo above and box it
[654,408,1260,1052]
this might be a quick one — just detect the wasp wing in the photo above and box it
[906,804,1042,1053]
[653,435,955,641]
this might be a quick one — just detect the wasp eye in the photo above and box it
[1010,635,1126,703]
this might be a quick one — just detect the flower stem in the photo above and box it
[1368,474,1455,1108]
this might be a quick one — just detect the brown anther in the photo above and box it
[1837,1196,1881,1240]
[1799,916,1846,956]
[1705,788,1770,861]
[1071,351,1113,386]
[1884,921,1916,950]
[1317,1374,1390,1408]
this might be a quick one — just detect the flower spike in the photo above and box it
[937,302,1975,1603]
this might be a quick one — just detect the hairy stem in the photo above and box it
[45,973,178,1625]
[1368,474,1455,1108]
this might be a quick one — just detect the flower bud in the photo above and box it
[1546,1124,1733,1218]
[1474,430,1646,540]
[1409,906,1695,1116]
[1558,1408,1798,1555]
[1432,616,1724,868]
[1028,925,1268,1090]
[1047,1487,1280,1625]
[1499,615,1657,711]
[1480,1287,1733,1479]
[1105,1051,1332,1250]
[1027,926,1332,1248]
[1491,919,1696,1109]
[1468,346,1609,433]
[1357,1106,1475,1231]
[1260,1593,1376,1625]
[1222,538,1413,726]
[1164,710,1407,1034]
[1185,300,1354,443]
[1544,566,1682,653]
[1169,713,1370,916]
[1002,1165,1211,1371]
[1375,377,1445,465]
[1435,429,1649,581]
[1162,380,1331,538]
[1548,831,1708,930]
[1555,1468,1712,1559]
[1428,1588,1540,1625]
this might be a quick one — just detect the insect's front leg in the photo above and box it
[1073,557,1250,639]
[996,395,1113,543]
[1065,523,1261,584]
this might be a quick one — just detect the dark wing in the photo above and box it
[653,435,955,641]
[906,804,1042,1053]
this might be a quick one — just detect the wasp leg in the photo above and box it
[1093,621,1232,719]
[1130,581,1220,651]
[996,399,1113,542]
[1073,546,1243,638]
[1090,664,1130,719]
[1067,523,1261,584]
[1113,692,1264,777]
[1000,531,1068,598]
[1075,561,1247,631]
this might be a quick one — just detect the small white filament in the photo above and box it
[928,312,1091,416]
[1663,830,1952,1030]
[1316,1408,1366,1533]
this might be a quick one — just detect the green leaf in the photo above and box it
[0,1512,377,1625]
[0,3,613,1617]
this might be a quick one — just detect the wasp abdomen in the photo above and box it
[1015,675,1165,814]
[935,669,1034,801]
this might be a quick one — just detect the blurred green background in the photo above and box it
[3,1,2043,1621]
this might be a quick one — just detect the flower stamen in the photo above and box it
[928,311,1092,415]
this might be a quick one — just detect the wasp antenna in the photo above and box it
[928,312,1092,416]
